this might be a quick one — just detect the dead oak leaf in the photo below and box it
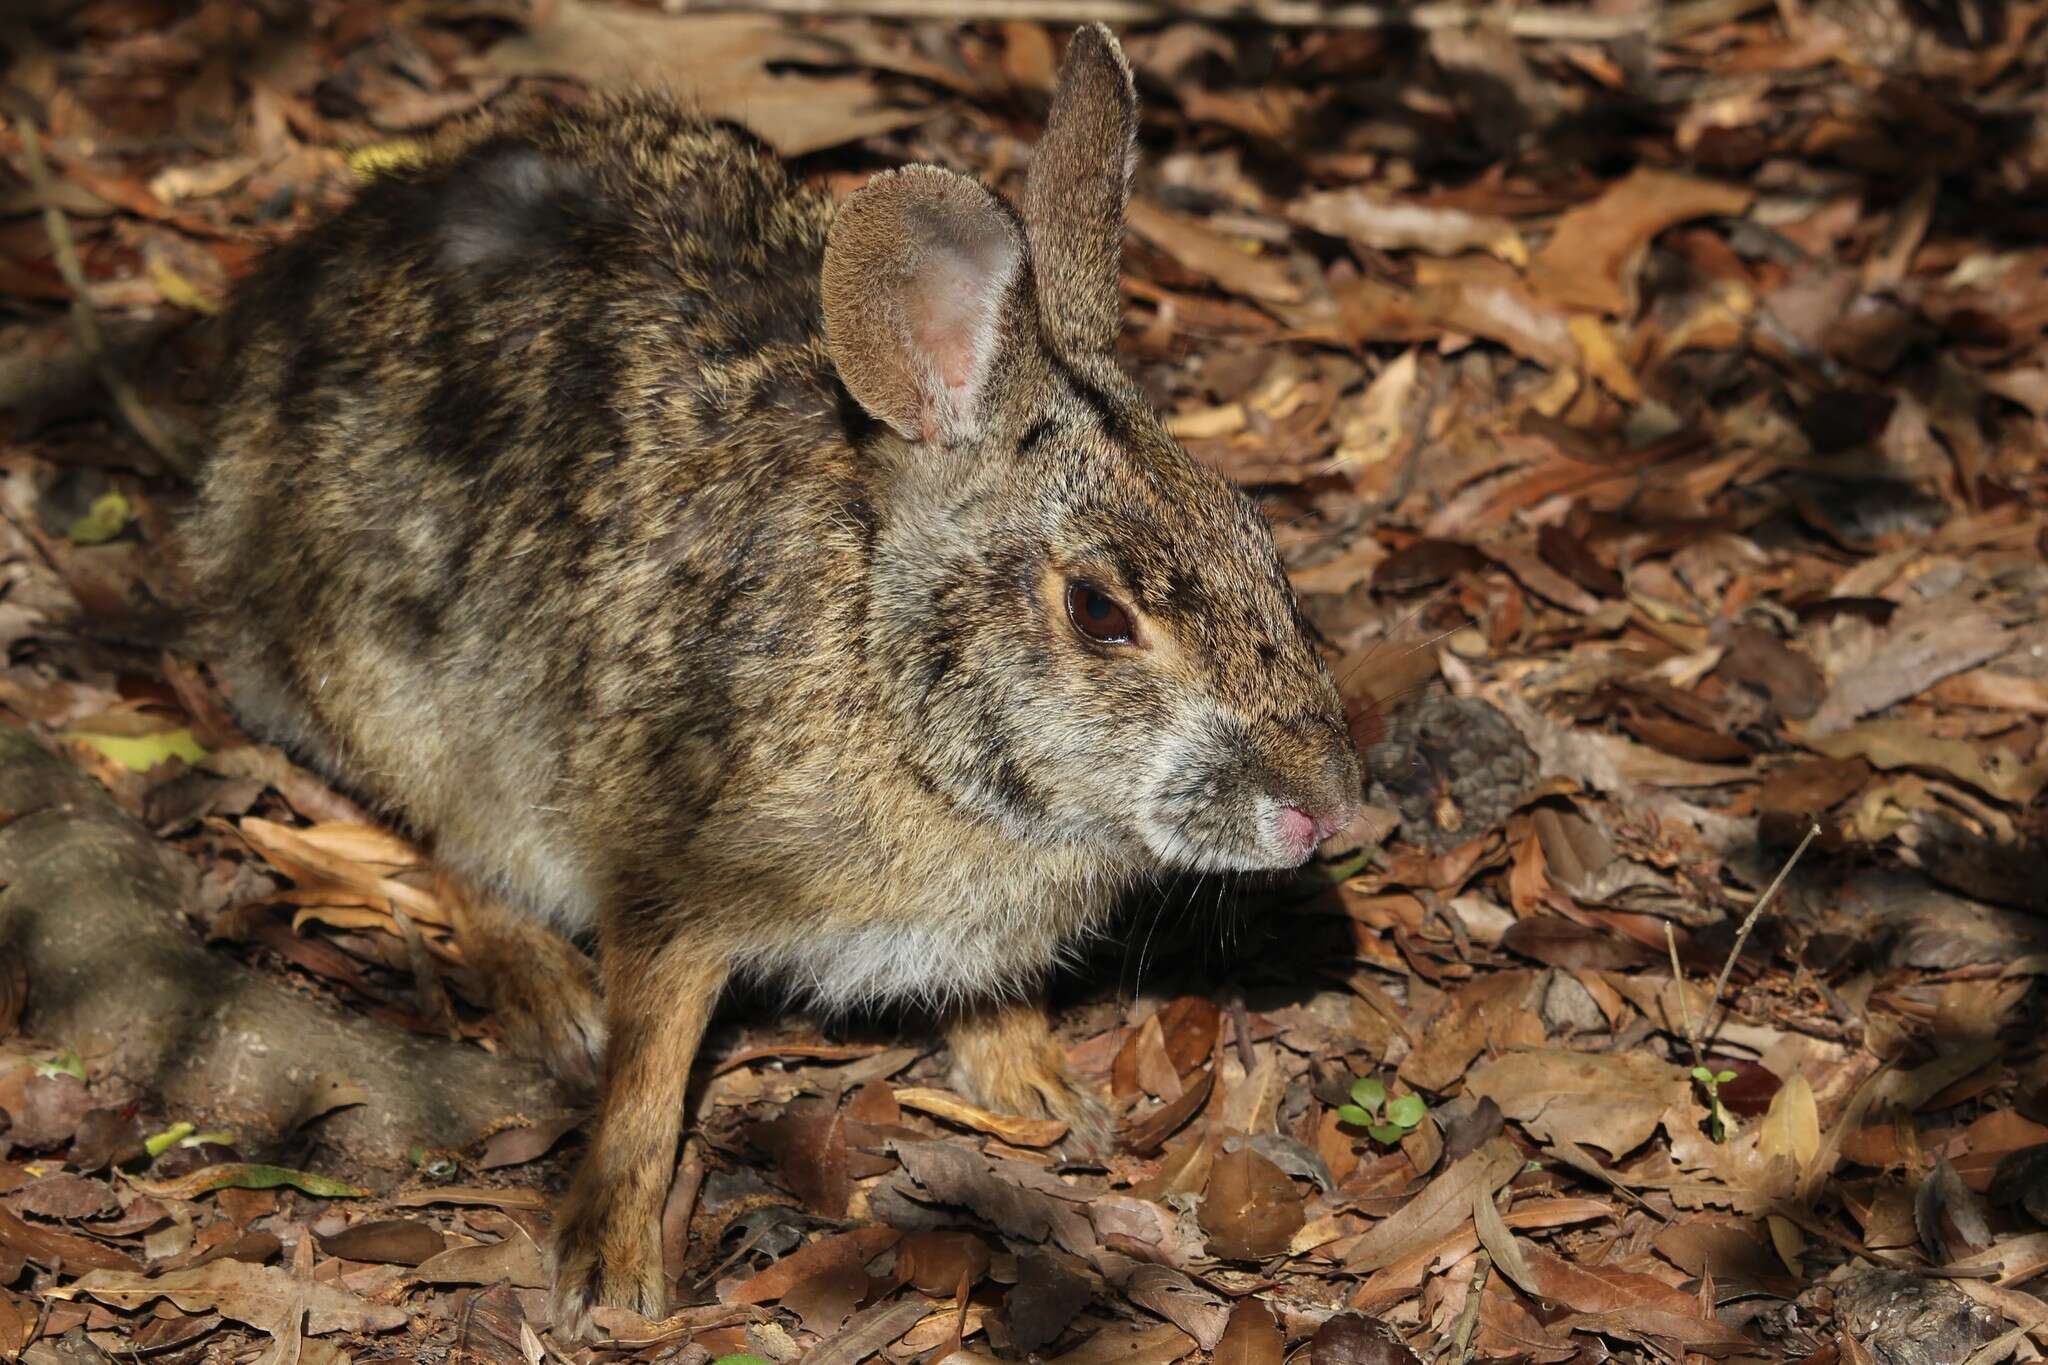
[1465,1050,1692,1160]
[1528,169,1755,315]
[1200,1146,1304,1261]
[1343,1138,1522,1273]
[475,3,930,157]
[53,1261,405,1335]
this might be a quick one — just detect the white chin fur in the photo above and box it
[1139,793,1308,874]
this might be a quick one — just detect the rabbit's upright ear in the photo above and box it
[1023,24,1137,359]
[823,166,1024,444]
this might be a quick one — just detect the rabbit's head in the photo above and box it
[822,26,1360,875]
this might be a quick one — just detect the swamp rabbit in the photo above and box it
[187,25,1361,1329]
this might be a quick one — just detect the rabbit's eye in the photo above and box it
[1065,581,1135,645]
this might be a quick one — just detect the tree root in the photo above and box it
[0,727,570,1166]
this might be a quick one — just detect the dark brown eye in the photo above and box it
[1065,581,1135,645]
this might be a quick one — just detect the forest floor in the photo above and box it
[3,1,2048,1362]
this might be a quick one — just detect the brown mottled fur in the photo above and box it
[187,26,1358,1332]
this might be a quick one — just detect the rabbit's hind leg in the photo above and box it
[946,998,1113,1157]
[441,871,605,1095]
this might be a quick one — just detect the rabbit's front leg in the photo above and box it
[946,998,1112,1157]
[548,931,728,1337]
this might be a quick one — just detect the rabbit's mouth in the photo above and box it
[1136,703,1362,874]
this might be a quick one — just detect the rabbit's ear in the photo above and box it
[823,165,1024,444]
[1022,24,1137,359]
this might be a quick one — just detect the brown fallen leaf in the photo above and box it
[1007,1251,1093,1354]
[1799,719,2048,805]
[730,1225,901,1305]
[1465,1050,1691,1160]
[1310,1312,1421,1364]
[1122,1058,1217,1156]
[1527,168,1755,314]
[477,1114,585,1170]
[53,1261,405,1335]
[1052,1322,1198,1364]
[1343,1139,1522,1273]
[411,1231,548,1289]
[1214,1299,1284,1365]
[893,1229,994,1297]
[1807,605,2011,737]
[1289,189,1525,263]
[476,3,930,158]
[312,1218,446,1267]
[1124,1264,1230,1350]
[893,1088,1069,1147]
[10,1171,116,1219]
[387,1186,548,1210]
[0,1203,139,1273]
[1128,199,1306,306]
[806,1298,931,1365]
[1200,1147,1304,1261]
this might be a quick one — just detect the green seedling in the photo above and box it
[1692,1065,1738,1142]
[1335,1075,1428,1146]
[31,1050,85,1080]
[144,1121,195,1158]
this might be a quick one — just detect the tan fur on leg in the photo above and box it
[548,938,727,1337]
[442,872,605,1095]
[946,997,1111,1156]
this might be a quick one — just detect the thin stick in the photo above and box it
[1703,822,1820,1047]
[14,117,195,480]
[1664,921,1704,1074]
[672,0,1656,39]
[1446,1251,1490,1365]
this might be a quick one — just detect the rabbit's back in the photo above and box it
[189,100,864,924]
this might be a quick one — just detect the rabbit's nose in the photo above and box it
[1275,800,1360,862]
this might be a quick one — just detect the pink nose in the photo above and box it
[1278,804,1316,854]
[1279,803,1360,859]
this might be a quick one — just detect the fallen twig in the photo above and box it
[671,0,1657,41]
[13,116,195,480]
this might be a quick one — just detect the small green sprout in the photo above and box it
[31,1050,85,1080]
[1335,1075,1427,1145]
[1691,1065,1739,1142]
[144,1121,195,1158]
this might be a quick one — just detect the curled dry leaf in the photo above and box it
[894,1229,994,1296]
[893,1088,1069,1147]
[1527,168,1755,314]
[477,1114,585,1170]
[730,1226,901,1305]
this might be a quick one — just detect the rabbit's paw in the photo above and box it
[446,876,607,1094]
[497,950,606,1096]
[547,1175,666,1339]
[946,1000,1114,1158]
